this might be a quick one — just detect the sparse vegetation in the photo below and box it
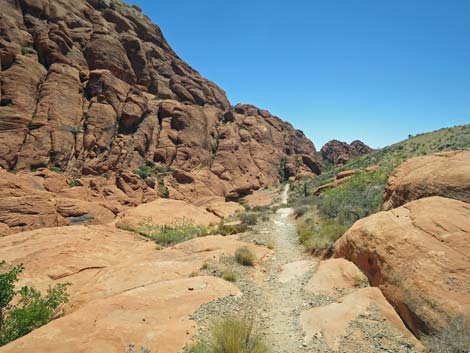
[221,270,237,282]
[21,44,35,56]
[425,316,470,353]
[0,261,69,346]
[69,180,81,187]
[216,222,250,236]
[185,317,270,353]
[239,212,258,226]
[125,344,151,353]
[48,165,62,173]
[293,170,386,255]
[135,218,209,246]
[235,247,256,266]
[298,218,347,255]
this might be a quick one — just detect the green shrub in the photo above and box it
[69,180,81,187]
[185,317,270,353]
[48,165,62,173]
[21,45,34,56]
[0,261,69,346]
[136,218,207,246]
[239,213,258,226]
[134,165,152,179]
[235,247,256,266]
[316,170,388,227]
[425,316,470,353]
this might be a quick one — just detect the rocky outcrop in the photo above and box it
[0,225,273,352]
[321,140,372,165]
[383,150,470,210]
[334,196,470,337]
[300,259,422,352]
[0,169,118,234]
[0,0,321,206]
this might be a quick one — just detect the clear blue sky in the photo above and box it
[129,0,470,149]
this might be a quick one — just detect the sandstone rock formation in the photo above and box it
[383,150,470,210]
[0,0,321,206]
[116,198,221,230]
[0,225,272,352]
[334,196,470,337]
[321,139,373,165]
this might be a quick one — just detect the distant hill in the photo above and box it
[341,124,470,171]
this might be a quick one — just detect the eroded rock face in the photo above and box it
[383,150,470,210]
[0,0,320,204]
[334,196,470,337]
[321,139,372,165]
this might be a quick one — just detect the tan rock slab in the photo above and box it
[278,260,315,284]
[1,277,239,353]
[300,287,421,350]
[305,258,368,296]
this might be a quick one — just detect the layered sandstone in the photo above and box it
[0,0,321,206]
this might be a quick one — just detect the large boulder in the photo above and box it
[334,196,470,337]
[383,150,470,210]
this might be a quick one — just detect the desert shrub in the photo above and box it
[136,218,207,246]
[221,270,237,282]
[185,317,270,353]
[315,170,388,227]
[69,180,81,187]
[48,165,62,173]
[217,222,250,236]
[133,165,152,179]
[298,219,347,255]
[293,205,310,218]
[425,316,470,353]
[21,45,34,56]
[0,261,69,346]
[235,247,256,266]
[239,213,258,226]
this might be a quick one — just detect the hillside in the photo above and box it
[291,124,470,201]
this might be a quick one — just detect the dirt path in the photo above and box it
[253,184,317,353]
[192,185,319,352]
[191,185,420,353]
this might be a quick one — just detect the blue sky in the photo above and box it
[129,0,470,149]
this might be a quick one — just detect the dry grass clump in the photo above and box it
[235,247,256,266]
[221,270,237,282]
[186,317,270,353]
